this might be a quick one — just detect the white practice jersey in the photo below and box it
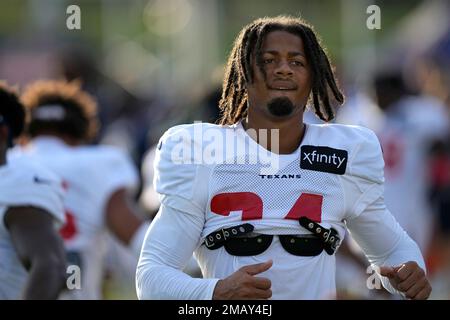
[0,158,64,299]
[9,137,139,299]
[376,96,449,252]
[136,122,425,299]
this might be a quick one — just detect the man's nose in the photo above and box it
[275,60,293,77]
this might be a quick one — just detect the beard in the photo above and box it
[267,97,296,117]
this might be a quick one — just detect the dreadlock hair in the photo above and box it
[0,81,25,138]
[21,80,99,142]
[219,16,344,125]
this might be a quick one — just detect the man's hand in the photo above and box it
[379,261,431,300]
[212,260,273,300]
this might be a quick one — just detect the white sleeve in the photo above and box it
[99,148,139,196]
[0,161,65,229]
[343,126,385,220]
[140,146,160,212]
[93,147,140,217]
[136,125,217,300]
[345,196,426,295]
[135,200,219,300]
[153,125,209,212]
[411,97,449,141]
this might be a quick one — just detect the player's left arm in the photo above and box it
[346,200,431,300]
[5,207,67,299]
[342,127,431,299]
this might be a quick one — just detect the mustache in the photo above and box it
[267,78,298,90]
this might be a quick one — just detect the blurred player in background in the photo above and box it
[373,72,449,255]
[0,81,66,299]
[9,80,149,299]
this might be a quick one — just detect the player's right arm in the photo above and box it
[136,202,273,300]
[135,126,218,299]
[136,202,218,299]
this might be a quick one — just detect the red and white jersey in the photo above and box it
[9,137,139,299]
[146,121,402,299]
[0,158,64,299]
[375,96,449,252]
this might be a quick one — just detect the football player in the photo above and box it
[373,72,449,254]
[0,81,66,299]
[136,16,431,300]
[10,80,149,299]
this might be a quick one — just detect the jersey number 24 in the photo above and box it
[211,192,323,222]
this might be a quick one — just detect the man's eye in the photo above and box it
[263,58,274,64]
[291,61,305,67]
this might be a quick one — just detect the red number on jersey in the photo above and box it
[60,210,77,240]
[210,192,323,222]
[382,134,405,178]
[58,180,77,240]
[210,192,263,220]
[284,193,323,222]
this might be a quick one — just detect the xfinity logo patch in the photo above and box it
[300,145,348,175]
